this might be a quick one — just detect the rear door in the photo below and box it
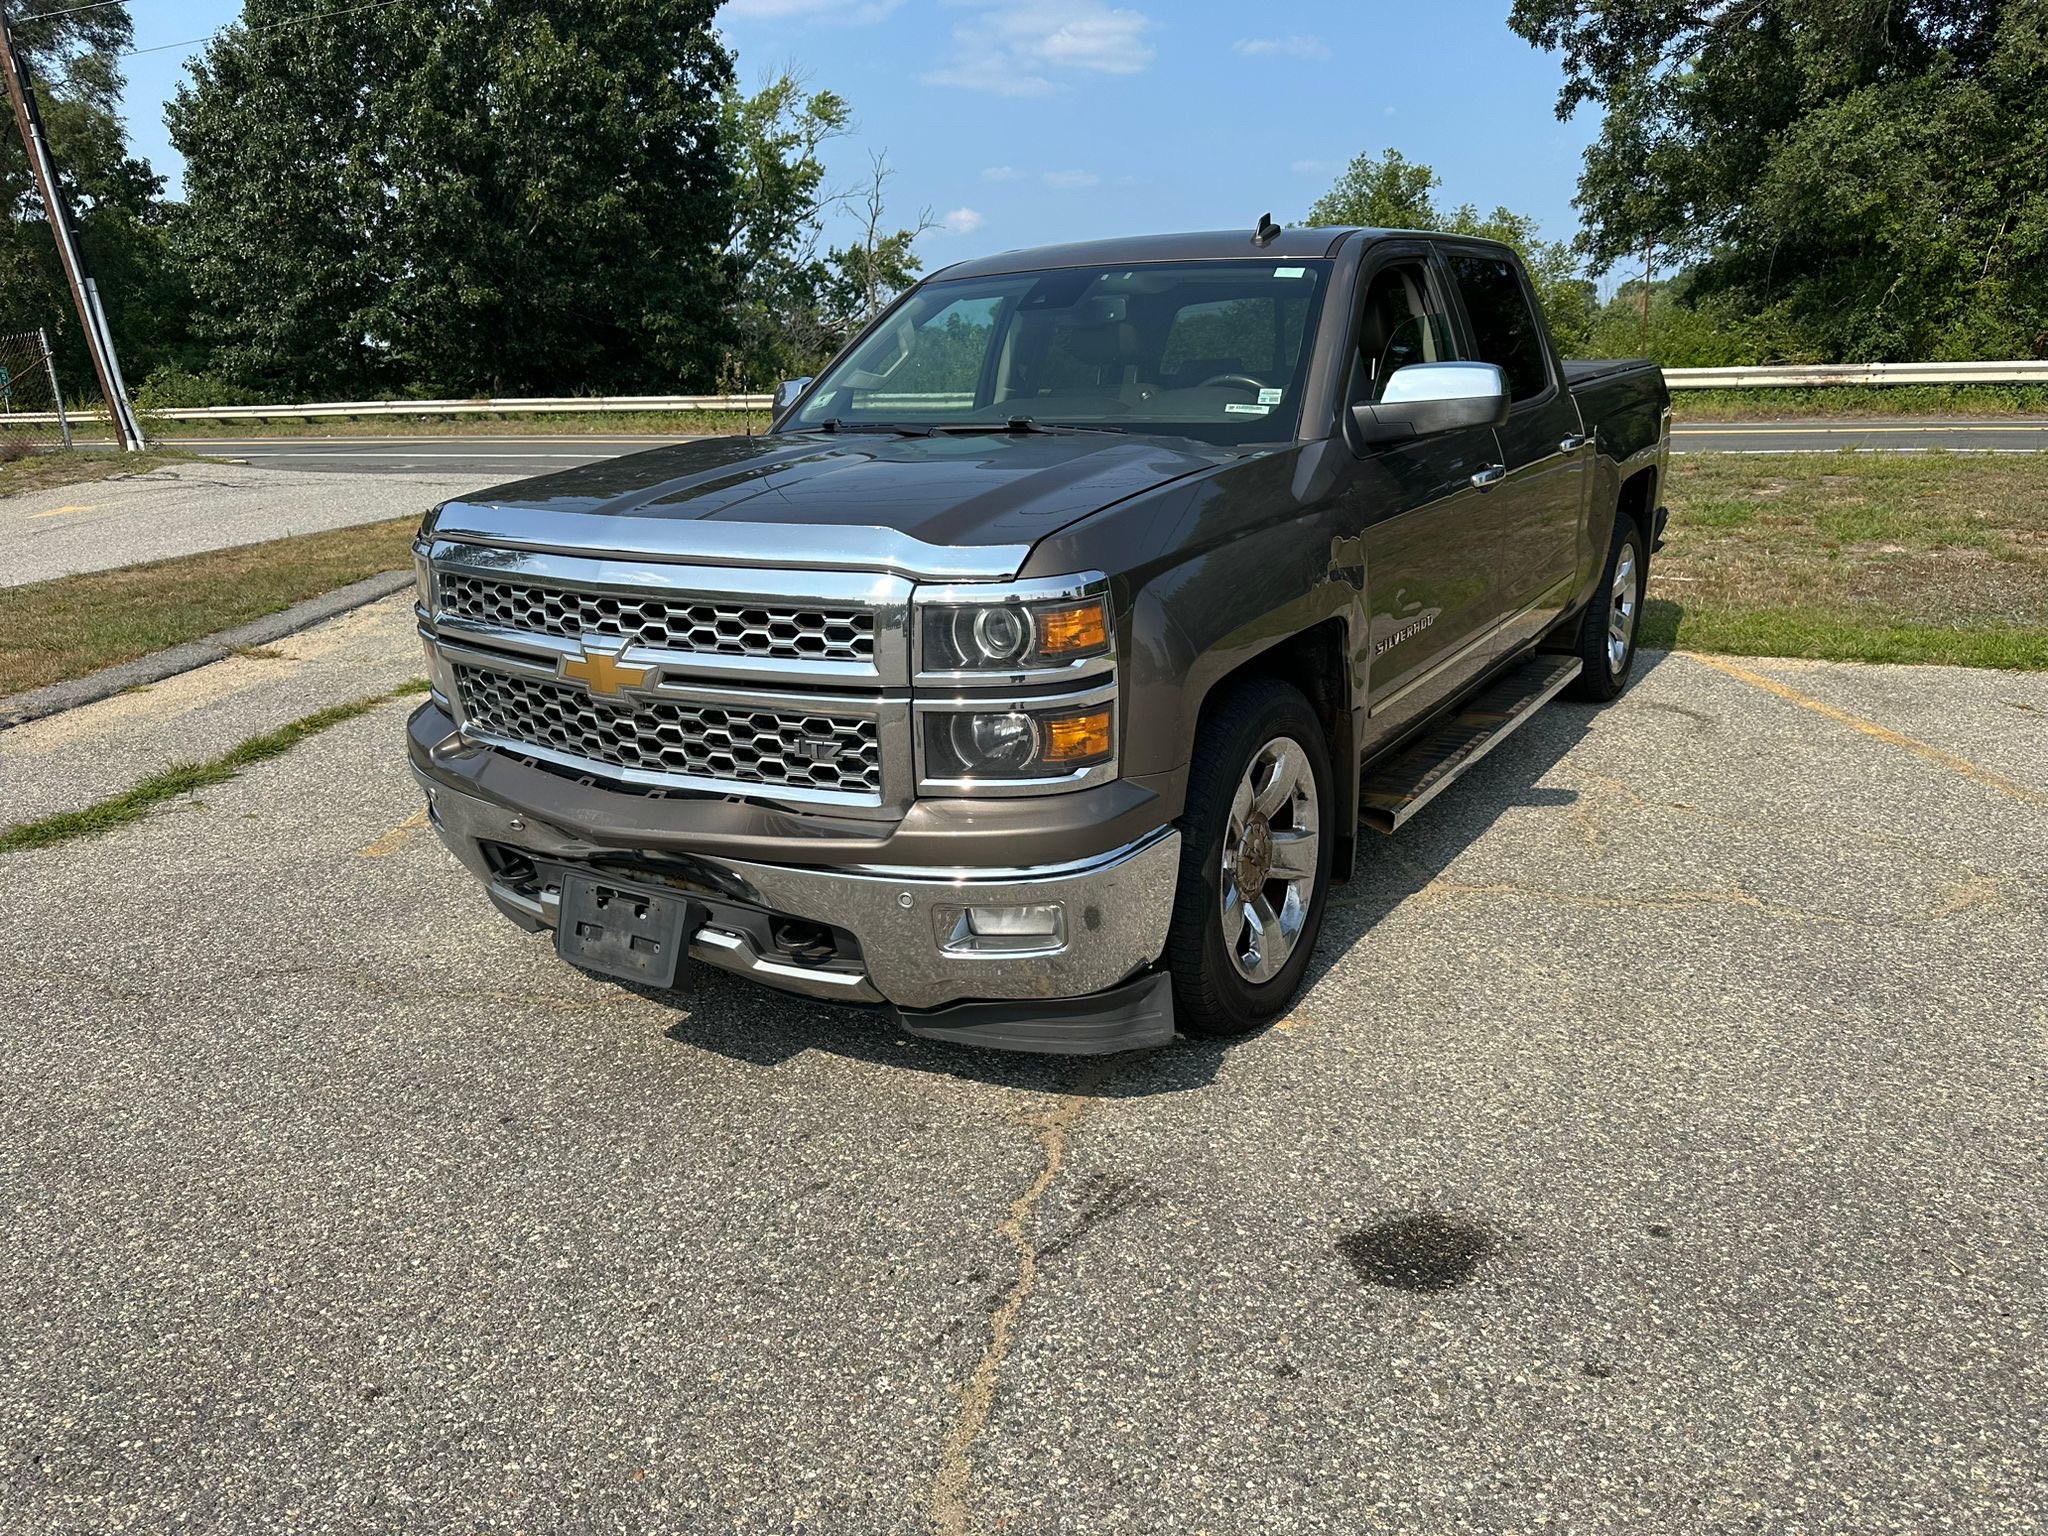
[1336,244,1509,739]
[1442,248,1588,649]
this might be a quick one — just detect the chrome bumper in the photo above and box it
[413,768,1180,1012]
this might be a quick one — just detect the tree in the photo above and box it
[1304,149,1438,232]
[1509,0,2048,361]
[169,0,736,399]
[717,70,848,391]
[1,0,194,395]
[1304,149,1594,353]
[824,152,935,340]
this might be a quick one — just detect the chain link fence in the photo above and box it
[0,329,73,455]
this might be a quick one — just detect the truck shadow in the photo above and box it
[652,651,1668,1097]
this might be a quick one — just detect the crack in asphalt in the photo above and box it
[926,1058,1123,1536]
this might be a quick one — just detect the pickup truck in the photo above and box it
[407,224,1669,1054]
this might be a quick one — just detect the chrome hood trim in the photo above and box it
[422,501,1033,581]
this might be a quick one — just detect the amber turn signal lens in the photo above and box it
[1043,707,1112,764]
[1037,600,1109,656]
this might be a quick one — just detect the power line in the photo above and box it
[26,0,419,88]
[16,0,135,22]
[122,0,420,59]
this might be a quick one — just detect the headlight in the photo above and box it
[918,582,1113,675]
[413,546,434,609]
[920,700,1115,785]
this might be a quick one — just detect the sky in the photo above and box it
[117,1,1603,269]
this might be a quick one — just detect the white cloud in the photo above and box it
[925,1,1156,97]
[723,0,904,20]
[1233,34,1331,61]
[1291,158,1341,178]
[1040,169,1100,190]
[981,165,1024,182]
[940,207,986,235]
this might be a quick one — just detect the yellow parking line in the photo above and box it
[358,807,429,857]
[1686,653,2046,807]
[30,503,95,519]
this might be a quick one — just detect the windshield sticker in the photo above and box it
[1224,402,1272,415]
[1257,387,1284,405]
[1273,266,1307,278]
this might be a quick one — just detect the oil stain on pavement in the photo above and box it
[1337,1211,1500,1293]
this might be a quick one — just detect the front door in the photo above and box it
[1337,252,1507,744]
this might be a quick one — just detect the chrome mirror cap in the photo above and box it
[1378,361,1508,406]
[1352,362,1511,445]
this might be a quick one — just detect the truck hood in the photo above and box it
[423,430,1235,580]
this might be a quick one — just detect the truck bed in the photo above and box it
[1564,356,1668,466]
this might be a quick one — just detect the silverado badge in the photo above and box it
[560,639,653,700]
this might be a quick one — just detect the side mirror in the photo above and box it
[772,376,813,417]
[1350,362,1509,445]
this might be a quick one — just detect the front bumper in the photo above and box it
[408,708,1181,1023]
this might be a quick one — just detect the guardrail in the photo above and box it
[1663,361,2048,389]
[5,363,2045,429]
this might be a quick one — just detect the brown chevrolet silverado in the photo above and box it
[407,224,1670,1053]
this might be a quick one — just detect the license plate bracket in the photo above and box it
[554,874,696,988]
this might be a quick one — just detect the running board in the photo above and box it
[1358,655,1583,833]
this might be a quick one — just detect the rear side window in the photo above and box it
[1447,254,1548,402]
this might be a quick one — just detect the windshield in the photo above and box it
[791,260,1331,446]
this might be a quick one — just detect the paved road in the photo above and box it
[3,614,2043,1533]
[1670,417,2048,454]
[2,462,483,587]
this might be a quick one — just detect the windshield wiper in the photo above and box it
[932,416,1126,436]
[812,418,934,437]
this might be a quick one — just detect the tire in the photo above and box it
[1164,680,1335,1038]
[1566,511,1648,702]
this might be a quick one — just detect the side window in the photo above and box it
[1350,262,1456,403]
[1447,254,1548,402]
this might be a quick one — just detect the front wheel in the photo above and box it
[1164,681,1334,1037]
[1566,512,1647,702]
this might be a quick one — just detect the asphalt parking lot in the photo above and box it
[2,605,2044,1534]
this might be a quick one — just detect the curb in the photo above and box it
[0,569,415,732]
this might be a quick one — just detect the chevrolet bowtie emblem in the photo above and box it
[560,642,653,700]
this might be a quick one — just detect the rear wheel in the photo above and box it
[1164,681,1334,1037]
[1566,512,1647,702]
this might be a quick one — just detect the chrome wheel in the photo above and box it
[1607,543,1639,675]
[1218,735,1320,984]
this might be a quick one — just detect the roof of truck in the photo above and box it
[933,225,1373,279]
[931,225,1521,281]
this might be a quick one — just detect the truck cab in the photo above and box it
[407,225,1670,1054]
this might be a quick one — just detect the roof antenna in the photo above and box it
[1252,212,1282,247]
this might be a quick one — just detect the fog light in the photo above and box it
[933,902,1067,954]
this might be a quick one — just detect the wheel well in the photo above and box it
[1193,618,1357,881]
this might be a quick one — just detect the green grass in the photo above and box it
[0,516,418,696]
[1652,453,2048,669]
[1672,384,2048,421]
[0,680,428,854]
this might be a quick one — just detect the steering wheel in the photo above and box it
[1197,373,1266,393]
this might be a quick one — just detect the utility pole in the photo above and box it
[0,1,146,450]
[1639,237,1655,354]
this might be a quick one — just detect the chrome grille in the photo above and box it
[439,572,874,663]
[453,665,881,797]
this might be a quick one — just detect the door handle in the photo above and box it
[1560,433,1592,453]
[1471,464,1506,491]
